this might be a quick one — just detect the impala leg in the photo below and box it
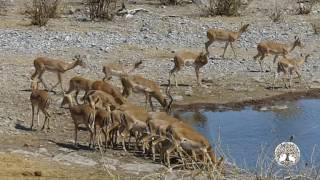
[205,39,214,54]
[148,95,155,112]
[222,42,229,58]
[273,55,279,64]
[74,124,79,148]
[39,70,49,90]
[195,66,201,86]
[74,91,80,105]
[165,144,176,168]
[289,73,292,88]
[230,42,237,58]
[36,107,40,129]
[144,93,149,110]
[259,55,265,73]
[41,109,48,130]
[31,104,35,130]
[58,73,64,93]
[272,72,278,90]
[102,128,108,151]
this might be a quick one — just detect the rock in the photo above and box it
[100,157,120,166]
[58,148,74,153]
[53,152,97,166]
[173,95,184,101]
[11,149,41,157]
[259,107,268,111]
[38,148,50,156]
[271,105,288,110]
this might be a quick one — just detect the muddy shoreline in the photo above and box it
[174,88,320,111]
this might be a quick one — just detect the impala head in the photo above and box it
[102,66,112,81]
[198,52,209,64]
[239,23,250,33]
[30,79,40,91]
[303,53,311,62]
[73,54,86,68]
[293,36,303,48]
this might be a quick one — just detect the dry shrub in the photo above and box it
[268,7,283,23]
[0,0,9,15]
[205,0,250,16]
[86,0,117,21]
[29,0,61,26]
[297,0,320,15]
[160,0,179,5]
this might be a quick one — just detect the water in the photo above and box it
[178,99,320,169]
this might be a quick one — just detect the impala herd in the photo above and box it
[28,23,310,171]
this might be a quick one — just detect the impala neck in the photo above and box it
[288,41,297,53]
[153,92,167,108]
[65,61,79,71]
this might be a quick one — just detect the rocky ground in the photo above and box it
[0,0,319,179]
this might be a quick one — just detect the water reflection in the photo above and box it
[178,99,320,169]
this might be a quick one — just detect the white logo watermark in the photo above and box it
[275,142,300,167]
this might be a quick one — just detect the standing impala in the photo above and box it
[254,36,303,72]
[30,80,51,130]
[31,55,86,93]
[205,23,250,58]
[273,54,310,88]
[169,51,209,87]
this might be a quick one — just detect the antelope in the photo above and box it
[142,112,180,162]
[253,36,303,72]
[31,55,86,93]
[83,90,120,110]
[169,51,209,87]
[165,121,221,168]
[60,94,96,148]
[121,74,169,111]
[94,107,112,150]
[273,54,311,89]
[102,60,142,81]
[66,76,94,104]
[91,80,125,105]
[30,80,51,130]
[205,23,250,58]
[118,102,150,151]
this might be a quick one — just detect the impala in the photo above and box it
[254,36,303,72]
[169,51,209,87]
[205,23,250,58]
[31,55,86,93]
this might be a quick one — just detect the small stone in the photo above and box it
[34,171,42,176]
[22,171,33,176]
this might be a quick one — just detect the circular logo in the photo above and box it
[275,142,300,167]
